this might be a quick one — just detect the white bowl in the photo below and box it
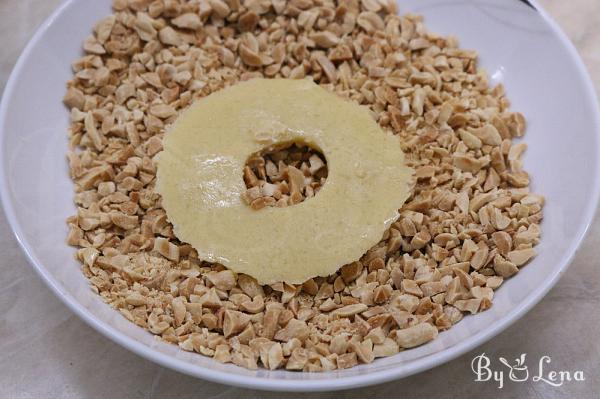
[1,0,599,392]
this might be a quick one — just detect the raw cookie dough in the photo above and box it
[157,78,413,284]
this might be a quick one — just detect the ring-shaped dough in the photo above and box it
[157,79,412,284]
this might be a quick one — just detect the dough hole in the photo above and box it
[241,142,328,210]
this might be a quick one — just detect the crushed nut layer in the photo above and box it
[65,0,543,371]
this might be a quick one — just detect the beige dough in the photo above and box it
[156,78,413,284]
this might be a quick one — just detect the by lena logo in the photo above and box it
[471,353,585,389]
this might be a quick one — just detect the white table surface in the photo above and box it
[1,1,599,397]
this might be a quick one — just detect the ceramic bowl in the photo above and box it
[1,0,599,392]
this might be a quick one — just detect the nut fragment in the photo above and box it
[274,319,309,342]
[172,13,202,30]
[171,297,186,326]
[337,352,358,369]
[209,0,231,18]
[261,306,281,340]
[315,54,337,82]
[395,323,438,349]
[238,274,264,298]
[241,295,265,313]
[332,304,368,317]
[311,31,340,48]
[223,310,251,337]
[493,255,519,278]
[350,340,375,364]
[454,298,483,314]
[150,103,176,119]
[159,27,182,47]
[373,338,399,358]
[125,292,146,306]
[153,237,179,262]
[64,87,85,110]
[507,248,536,267]
[207,270,236,291]
[286,348,308,370]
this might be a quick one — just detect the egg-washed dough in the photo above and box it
[156,78,413,284]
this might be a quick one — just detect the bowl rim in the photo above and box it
[1,0,599,392]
